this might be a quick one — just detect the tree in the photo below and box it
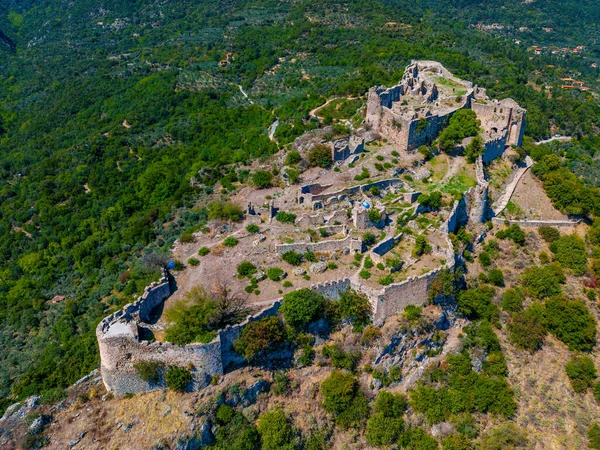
[538,226,560,243]
[233,317,286,361]
[437,109,481,151]
[496,224,526,246]
[281,250,303,266]
[479,424,529,450]
[589,423,600,450]
[164,366,192,392]
[321,371,368,429]
[165,284,249,345]
[252,170,273,188]
[207,201,244,222]
[281,289,325,329]
[457,286,498,322]
[285,150,302,165]
[464,135,484,163]
[501,287,524,312]
[418,191,442,210]
[212,404,260,450]
[257,409,297,450]
[308,144,333,168]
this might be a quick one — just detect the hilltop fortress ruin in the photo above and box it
[96,61,534,396]
[366,60,526,159]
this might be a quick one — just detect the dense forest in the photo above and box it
[1,0,600,413]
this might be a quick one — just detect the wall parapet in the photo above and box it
[491,217,581,227]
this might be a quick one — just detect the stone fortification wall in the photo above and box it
[275,236,363,255]
[443,196,469,234]
[371,233,403,259]
[96,270,285,395]
[482,134,508,164]
[372,237,456,324]
[309,178,404,205]
[332,135,365,162]
[471,99,526,148]
[491,217,581,228]
[295,209,348,228]
[310,278,352,300]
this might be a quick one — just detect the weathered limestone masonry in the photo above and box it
[97,270,284,395]
[332,135,365,162]
[298,178,406,209]
[366,61,526,154]
[295,209,349,228]
[275,235,363,255]
[370,236,457,324]
[491,217,581,227]
[371,233,404,262]
[366,61,474,151]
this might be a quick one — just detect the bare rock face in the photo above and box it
[309,262,327,274]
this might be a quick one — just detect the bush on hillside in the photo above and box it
[280,289,325,329]
[321,371,368,429]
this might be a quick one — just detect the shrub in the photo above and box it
[283,280,293,288]
[212,404,260,449]
[164,366,192,392]
[440,434,473,450]
[327,262,338,270]
[363,232,376,246]
[246,224,260,233]
[198,246,210,256]
[364,256,374,269]
[207,201,244,222]
[479,423,529,450]
[378,275,394,286]
[188,257,200,266]
[538,226,560,243]
[321,371,368,429]
[172,260,184,270]
[437,109,481,151]
[457,285,498,322]
[521,263,565,299]
[252,170,273,189]
[496,224,526,246]
[285,150,302,165]
[487,268,504,286]
[133,360,164,384]
[281,250,303,266]
[267,267,285,281]
[257,409,296,450]
[281,289,325,329]
[464,135,484,163]
[237,260,257,277]
[180,233,194,243]
[359,270,371,280]
[565,356,597,393]
[366,412,404,447]
[413,234,431,257]
[322,344,360,371]
[404,305,422,321]
[589,423,600,450]
[275,211,297,224]
[545,295,597,352]
[223,236,238,247]
[501,287,524,312]
[550,234,588,275]
[479,251,491,267]
[308,144,333,168]
[508,304,547,352]
[234,317,286,361]
[368,208,382,223]
[332,289,372,331]
[361,325,382,345]
[354,167,370,181]
[401,428,439,450]
[418,191,442,210]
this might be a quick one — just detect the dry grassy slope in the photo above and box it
[470,223,600,449]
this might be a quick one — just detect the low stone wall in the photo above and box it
[295,209,348,228]
[491,217,581,227]
[275,236,363,255]
[309,178,404,205]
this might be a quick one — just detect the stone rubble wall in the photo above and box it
[275,235,363,255]
[482,134,508,164]
[491,217,581,227]
[332,135,365,162]
[308,178,404,206]
[295,209,349,228]
[371,233,404,259]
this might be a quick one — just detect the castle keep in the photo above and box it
[366,61,526,156]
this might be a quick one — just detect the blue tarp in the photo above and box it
[362,201,371,209]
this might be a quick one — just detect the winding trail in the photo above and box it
[492,156,533,215]
[237,84,254,104]
[535,136,571,146]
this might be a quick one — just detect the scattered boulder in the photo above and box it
[309,261,327,274]
[292,267,307,276]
